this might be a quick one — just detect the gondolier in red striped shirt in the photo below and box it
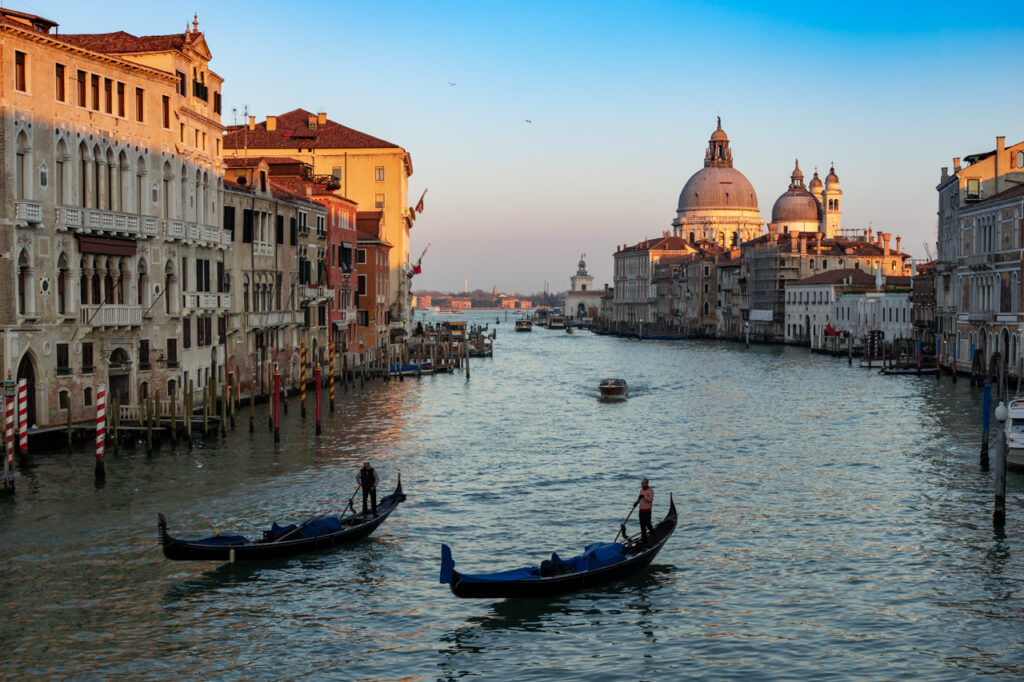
[636,479,654,542]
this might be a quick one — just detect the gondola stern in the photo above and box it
[668,493,676,518]
[440,543,455,584]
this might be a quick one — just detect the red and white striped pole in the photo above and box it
[300,340,307,418]
[95,384,106,481]
[315,364,322,436]
[328,342,335,413]
[5,381,15,466]
[2,389,13,490]
[17,378,27,453]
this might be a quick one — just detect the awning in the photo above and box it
[77,234,137,256]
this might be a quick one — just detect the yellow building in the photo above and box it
[1,8,225,426]
[222,110,416,336]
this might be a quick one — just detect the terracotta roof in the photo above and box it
[224,156,304,169]
[224,109,399,151]
[268,178,317,205]
[620,235,695,253]
[884,276,912,287]
[59,31,189,54]
[791,268,876,286]
[966,181,1024,206]
[717,258,742,268]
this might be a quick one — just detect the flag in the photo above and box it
[415,188,428,214]
[412,243,431,276]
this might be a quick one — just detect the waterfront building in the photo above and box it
[563,257,602,321]
[715,255,743,340]
[0,9,225,426]
[672,119,762,247]
[223,110,417,338]
[671,243,730,337]
[911,261,937,351]
[652,256,685,326]
[612,235,696,326]
[832,272,914,346]
[355,211,391,361]
[783,269,874,348]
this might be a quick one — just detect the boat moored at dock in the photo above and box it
[1005,399,1024,471]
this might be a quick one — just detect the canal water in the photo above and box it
[2,311,1023,680]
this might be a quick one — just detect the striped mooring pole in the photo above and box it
[300,340,307,418]
[329,342,335,413]
[17,378,27,453]
[95,384,106,482]
[2,390,13,490]
[315,364,322,436]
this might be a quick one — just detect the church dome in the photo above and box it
[809,170,823,191]
[771,160,820,223]
[678,166,759,212]
[826,165,839,185]
[677,118,758,212]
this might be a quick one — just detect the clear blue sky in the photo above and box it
[27,0,1024,293]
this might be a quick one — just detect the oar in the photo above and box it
[336,483,362,522]
[613,500,639,542]
[274,484,361,543]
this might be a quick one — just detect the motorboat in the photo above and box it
[598,378,628,399]
[549,316,566,330]
[1005,398,1024,470]
[515,320,533,332]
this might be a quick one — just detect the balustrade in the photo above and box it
[79,304,143,327]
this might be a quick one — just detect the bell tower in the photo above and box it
[570,255,593,292]
[822,164,842,237]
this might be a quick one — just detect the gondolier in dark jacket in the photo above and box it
[637,479,654,542]
[358,462,379,516]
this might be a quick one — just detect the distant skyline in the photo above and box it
[28,0,1024,291]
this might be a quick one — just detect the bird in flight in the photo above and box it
[524,119,532,123]
[449,82,456,86]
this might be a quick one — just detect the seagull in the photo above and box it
[524,119,532,123]
[449,82,456,86]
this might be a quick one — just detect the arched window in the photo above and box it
[137,260,148,306]
[84,387,92,406]
[17,250,29,315]
[57,253,70,315]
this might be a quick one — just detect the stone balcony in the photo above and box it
[58,205,158,239]
[199,292,218,310]
[966,253,992,270]
[967,309,995,322]
[79,304,143,327]
[243,310,301,328]
[15,200,43,226]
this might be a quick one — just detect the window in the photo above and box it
[375,167,385,182]
[967,178,980,200]
[176,70,186,95]
[374,194,385,209]
[116,82,125,117]
[77,70,86,106]
[14,51,26,92]
[166,338,178,367]
[84,388,92,406]
[332,166,342,182]
[242,209,253,243]
[57,344,70,375]
[58,390,69,410]
[1017,151,1024,169]
[55,63,65,101]
[357,249,367,265]
[194,129,200,146]
[213,91,221,115]
[162,96,170,128]
[135,87,144,122]
[357,274,367,296]
[91,74,100,110]
[139,340,150,369]
[276,215,284,244]
[183,317,191,349]
[82,342,94,373]
[223,205,235,240]
[104,78,112,113]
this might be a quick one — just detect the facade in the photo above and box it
[715,256,743,340]
[672,119,763,247]
[612,235,696,326]
[672,243,729,336]
[223,110,416,336]
[355,211,391,361]
[1,9,226,426]
[783,269,874,347]
[911,261,937,349]
[833,276,914,346]
[563,257,602,321]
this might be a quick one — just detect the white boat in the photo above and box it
[515,320,533,332]
[1005,398,1024,470]
[549,315,566,330]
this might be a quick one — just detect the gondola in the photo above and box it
[158,478,405,562]
[439,495,677,598]
[879,366,939,376]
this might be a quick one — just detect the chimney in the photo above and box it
[248,116,255,131]
[867,226,873,243]
[799,235,806,254]
[941,167,949,180]
[953,157,961,172]
[318,112,327,125]
[266,116,277,131]
[996,136,1006,194]
[895,236,902,254]
[882,232,891,256]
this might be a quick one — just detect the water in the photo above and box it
[2,311,1023,680]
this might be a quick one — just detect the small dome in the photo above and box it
[791,159,804,182]
[809,170,823,191]
[710,116,728,142]
[826,164,839,185]
[678,166,758,212]
[771,188,820,223]
[578,259,586,269]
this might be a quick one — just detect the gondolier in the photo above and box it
[358,462,379,516]
[637,479,654,542]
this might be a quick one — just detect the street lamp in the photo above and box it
[4,371,15,400]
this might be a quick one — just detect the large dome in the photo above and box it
[771,189,820,222]
[677,166,759,212]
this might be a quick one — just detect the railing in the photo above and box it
[182,292,198,311]
[301,286,319,301]
[15,200,43,225]
[188,224,201,242]
[243,310,301,328]
[142,217,159,237]
[219,293,232,309]
[967,253,992,269]
[58,205,148,236]
[166,220,186,240]
[199,292,218,310]
[254,243,273,257]
[202,225,220,246]
[967,310,994,322]
[79,304,143,327]
[222,231,233,248]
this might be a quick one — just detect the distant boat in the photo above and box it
[565,327,574,335]
[879,366,938,376]
[598,378,628,399]
[515,320,533,332]
[549,315,566,329]
[1005,398,1024,471]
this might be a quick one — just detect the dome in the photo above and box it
[771,189,820,222]
[809,170,822,191]
[710,116,728,142]
[826,165,839,185]
[678,166,759,212]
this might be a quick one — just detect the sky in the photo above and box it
[24,0,1024,294]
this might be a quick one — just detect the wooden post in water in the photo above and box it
[170,386,177,445]
[994,401,1007,527]
[952,340,958,383]
[273,363,281,444]
[111,393,120,453]
[465,337,470,380]
[329,342,335,413]
[221,372,228,438]
[95,384,106,483]
[186,379,193,445]
[66,404,73,453]
[201,385,208,439]
[981,377,991,468]
[249,369,255,433]
[315,364,322,436]
[300,340,307,418]
[145,395,153,453]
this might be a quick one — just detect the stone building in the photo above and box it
[1,9,225,426]
[223,110,417,338]
[612,235,696,326]
[563,256,602,322]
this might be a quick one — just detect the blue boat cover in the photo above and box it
[440,542,625,584]
[190,534,249,546]
[268,515,343,541]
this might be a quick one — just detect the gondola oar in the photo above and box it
[613,500,639,542]
[273,484,361,543]
[335,483,362,522]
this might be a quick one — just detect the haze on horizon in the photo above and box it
[30,0,1024,293]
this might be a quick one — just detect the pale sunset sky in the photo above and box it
[26,0,1024,293]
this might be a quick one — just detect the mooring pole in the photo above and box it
[994,401,1007,527]
[249,369,255,433]
[315,364,322,436]
[95,384,106,483]
[300,340,307,418]
[273,362,281,444]
[953,340,958,383]
[981,378,991,468]
[17,378,27,455]
[329,342,335,413]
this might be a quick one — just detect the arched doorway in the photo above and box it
[16,353,36,426]
[108,347,131,405]
[577,302,586,318]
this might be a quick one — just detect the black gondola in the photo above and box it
[158,478,406,562]
[439,495,677,598]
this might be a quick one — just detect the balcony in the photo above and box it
[967,253,992,270]
[967,310,994,323]
[188,224,201,242]
[58,205,149,238]
[202,225,221,246]
[142,216,159,237]
[243,310,301,328]
[165,220,186,241]
[199,292,218,310]
[79,304,143,327]
[254,242,273,257]
[182,292,199,311]
[15,200,43,225]
[219,293,232,309]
